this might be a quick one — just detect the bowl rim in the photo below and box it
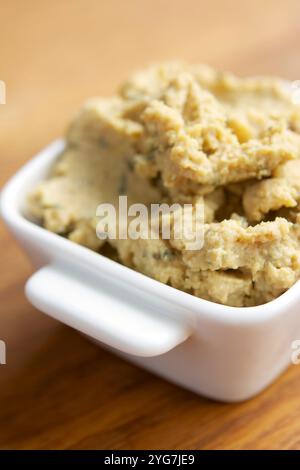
[1,138,299,327]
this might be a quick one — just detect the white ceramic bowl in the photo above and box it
[2,139,300,402]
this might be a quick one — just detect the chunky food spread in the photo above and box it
[28,63,300,307]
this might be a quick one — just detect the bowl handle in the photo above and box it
[25,264,191,357]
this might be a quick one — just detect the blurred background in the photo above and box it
[2,0,300,185]
[1,0,300,450]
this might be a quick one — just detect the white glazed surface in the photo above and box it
[1,140,300,402]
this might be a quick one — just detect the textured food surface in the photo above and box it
[28,63,300,306]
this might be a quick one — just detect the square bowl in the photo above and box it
[2,139,300,402]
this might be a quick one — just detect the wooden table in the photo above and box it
[1,0,300,450]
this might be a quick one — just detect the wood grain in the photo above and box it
[1,0,300,450]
